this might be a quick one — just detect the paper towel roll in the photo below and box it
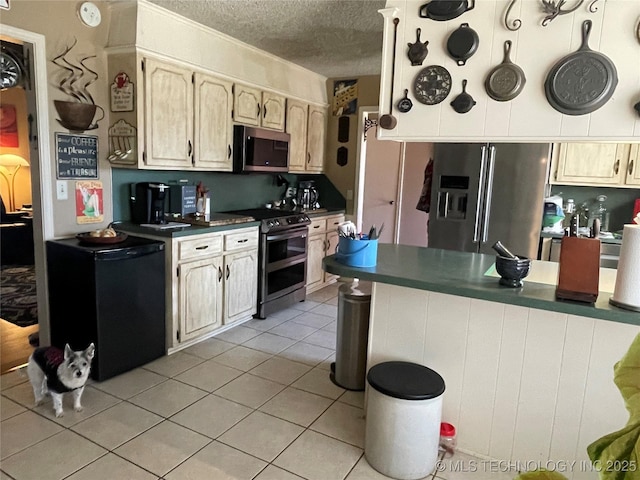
[611,224,640,311]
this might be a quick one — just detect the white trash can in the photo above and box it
[365,361,445,480]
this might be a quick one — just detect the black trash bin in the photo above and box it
[330,280,372,390]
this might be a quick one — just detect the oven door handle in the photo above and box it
[266,230,308,242]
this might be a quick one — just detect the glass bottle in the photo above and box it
[563,199,575,229]
[577,202,590,230]
[589,195,609,232]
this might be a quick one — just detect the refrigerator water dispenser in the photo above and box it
[436,176,469,220]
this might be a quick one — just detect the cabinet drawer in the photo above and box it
[178,235,222,261]
[309,218,327,235]
[224,228,259,252]
[325,215,345,232]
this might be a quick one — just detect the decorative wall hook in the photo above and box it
[540,0,585,26]
[504,0,522,31]
[588,0,602,13]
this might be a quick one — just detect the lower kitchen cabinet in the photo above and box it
[224,249,258,324]
[125,225,258,352]
[178,255,223,342]
[306,213,345,293]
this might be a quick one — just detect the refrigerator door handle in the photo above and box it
[481,145,497,243]
[473,145,488,243]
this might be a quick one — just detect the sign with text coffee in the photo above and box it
[56,133,99,179]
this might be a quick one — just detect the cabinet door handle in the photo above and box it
[263,104,267,118]
[257,103,261,117]
[218,266,222,281]
[226,264,230,279]
[307,152,311,164]
[237,239,248,243]
[195,245,209,250]
[188,140,192,157]
[313,225,320,229]
[228,145,232,159]
[614,159,620,174]
[629,159,635,176]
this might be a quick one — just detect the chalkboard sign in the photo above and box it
[56,133,99,179]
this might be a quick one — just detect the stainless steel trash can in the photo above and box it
[330,280,372,390]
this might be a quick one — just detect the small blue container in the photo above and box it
[336,237,378,267]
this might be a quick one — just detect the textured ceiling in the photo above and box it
[147,0,386,78]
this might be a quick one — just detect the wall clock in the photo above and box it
[78,1,101,27]
[0,52,22,90]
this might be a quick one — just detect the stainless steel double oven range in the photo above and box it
[227,209,311,319]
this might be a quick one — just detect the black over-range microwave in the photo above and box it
[233,125,290,173]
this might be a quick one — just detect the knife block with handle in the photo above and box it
[556,237,601,303]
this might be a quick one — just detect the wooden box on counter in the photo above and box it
[556,237,601,303]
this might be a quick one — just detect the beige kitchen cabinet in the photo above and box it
[306,213,345,293]
[123,225,258,353]
[233,84,286,131]
[193,72,234,171]
[286,100,327,173]
[144,58,193,169]
[222,228,259,324]
[551,143,640,188]
[143,58,233,171]
[178,254,224,343]
[286,99,309,172]
[306,105,328,172]
[174,233,224,344]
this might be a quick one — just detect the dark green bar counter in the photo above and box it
[323,244,639,326]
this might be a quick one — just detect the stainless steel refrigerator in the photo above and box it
[428,143,552,258]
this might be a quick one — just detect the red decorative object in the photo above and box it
[0,104,19,147]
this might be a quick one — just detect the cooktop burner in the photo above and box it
[224,208,310,233]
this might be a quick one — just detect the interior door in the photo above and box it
[362,124,400,243]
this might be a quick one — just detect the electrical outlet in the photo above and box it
[347,189,353,200]
[56,180,68,200]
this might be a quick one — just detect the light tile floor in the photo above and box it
[0,284,516,480]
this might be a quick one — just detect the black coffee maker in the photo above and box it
[130,182,169,224]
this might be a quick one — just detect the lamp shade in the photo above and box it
[0,154,29,168]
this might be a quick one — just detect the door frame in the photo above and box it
[354,106,403,243]
[1,25,53,344]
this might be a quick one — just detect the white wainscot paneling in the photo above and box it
[367,283,640,471]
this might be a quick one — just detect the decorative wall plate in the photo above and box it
[413,65,452,105]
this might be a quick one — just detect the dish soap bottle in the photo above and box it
[589,195,609,233]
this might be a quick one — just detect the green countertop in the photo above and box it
[115,220,261,238]
[323,244,639,326]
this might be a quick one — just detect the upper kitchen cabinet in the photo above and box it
[307,105,328,172]
[106,1,328,170]
[143,58,234,171]
[194,73,234,171]
[233,84,286,131]
[551,143,640,188]
[287,100,327,173]
[377,1,640,142]
[144,58,193,169]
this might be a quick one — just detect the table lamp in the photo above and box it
[0,154,30,212]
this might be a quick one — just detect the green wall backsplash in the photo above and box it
[111,169,346,221]
[550,185,640,233]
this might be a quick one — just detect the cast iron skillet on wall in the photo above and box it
[485,40,526,102]
[419,0,475,21]
[446,23,479,66]
[544,20,618,116]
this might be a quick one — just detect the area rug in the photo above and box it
[0,265,38,327]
